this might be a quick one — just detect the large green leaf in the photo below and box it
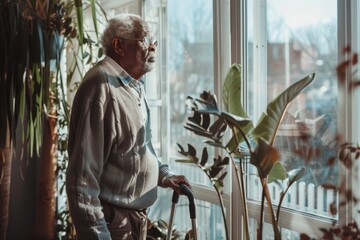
[267,162,287,183]
[222,64,254,152]
[223,64,245,116]
[251,73,316,146]
[222,64,253,131]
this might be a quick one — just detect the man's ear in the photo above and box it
[112,38,125,57]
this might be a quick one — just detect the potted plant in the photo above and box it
[0,0,106,239]
[176,63,315,239]
[146,218,182,240]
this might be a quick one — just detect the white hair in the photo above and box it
[101,13,150,55]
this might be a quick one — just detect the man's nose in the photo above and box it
[148,43,156,51]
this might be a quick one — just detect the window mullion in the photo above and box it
[337,0,357,227]
[351,0,360,224]
[252,0,267,122]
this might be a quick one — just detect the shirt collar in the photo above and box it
[104,56,145,86]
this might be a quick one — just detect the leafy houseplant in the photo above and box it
[146,218,182,240]
[0,0,106,239]
[176,63,315,239]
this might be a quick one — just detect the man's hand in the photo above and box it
[163,175,191,195]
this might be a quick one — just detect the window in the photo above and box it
[246,0,338,216]
[144,1,229,239]
[143,0,360,239]
[238,0,359,238]
[145,0,216,181]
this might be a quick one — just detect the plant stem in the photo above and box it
[229,123,280,239]
[229,125,251,239]
[276,182,295,221]
[276,192,285,221]
[214,184,230,240]
[260,178,281,240]
[259,189,265,239]
[230,156,250,239]
[198,163,230,240]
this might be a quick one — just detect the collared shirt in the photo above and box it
[128,79,147,126]
[106,56,149,141]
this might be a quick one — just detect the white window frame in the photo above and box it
[337,0,360,227]
[231,0,360,238]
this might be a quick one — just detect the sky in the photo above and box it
[268,0,337,28]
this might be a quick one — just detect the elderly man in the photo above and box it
[66,13,190,240]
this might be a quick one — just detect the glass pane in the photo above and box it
[145,61,161,99]
[144,1,161,99]
[246,0,338,219]
[144,0,164,158]
[167,0,214,186]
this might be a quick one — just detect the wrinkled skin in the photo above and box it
[163,175,191,195]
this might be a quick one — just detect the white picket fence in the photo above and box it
[174,162,339,220]
[247,173,338,219]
